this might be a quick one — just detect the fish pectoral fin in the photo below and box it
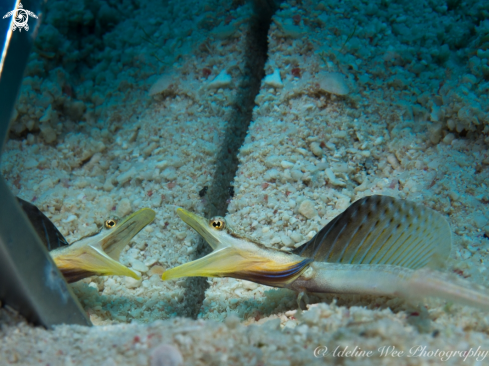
[54,245,140,283]
[162,246,312,287]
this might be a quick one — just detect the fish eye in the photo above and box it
[105,219,117,229]
[210,217,225,230]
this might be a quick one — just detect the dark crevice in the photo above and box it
[175,0,278,319]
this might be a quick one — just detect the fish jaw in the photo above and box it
[52,245,140,283]
[50,208,155,283]
[162,245,312,287]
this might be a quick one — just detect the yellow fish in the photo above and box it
[162,195,489,311]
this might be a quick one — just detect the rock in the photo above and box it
[298,199,317,219]
[210,23,238,39]
[40,104,58,124]
[317,72,349,96]
[443,133,455,144]
[130,259,149,272]
[290,231,303,243]
[281,160,294,169]
[387,154,400,170]
[198,139,217,155]
[24,157,38,169]
[150,344,183,366]
[325,168,346,187]
[224,314,240,329]
[161,167,177,180]
[261,318,281,330]
[125,276,142,289]
[280,233,293,246]
[149,265,166,276]
[66,100,86,120]
[40,124,57,143]
[290,169,303,181]
[116,198,132,217]
[149,73,175,95]
[117,167,137,185]
[263,68,283,88]
[473,214,488,229]
[274,18,305,38]
[101,358,117,366]
[207,70,232,89]
[428,123,443,144]
[310,142,323,157]
[103,179,114,192]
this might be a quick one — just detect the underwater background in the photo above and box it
[1,0,489,364]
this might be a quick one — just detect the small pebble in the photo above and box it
[284,320,297,329]
[270,235,281,244]
[150,344,183,366]
[131,259,149,272]
[298,200,317,219]
[290,169,303,181]
[310,142,323,157]
[443,133,455,144]
[24,158,38,169]
[263,68,283,88]
[175,232,187,240]
[280,233,293,246]
[387,154,400,170]
[208,70,232,89]
[317,72,349,95]
[149,265,166,275]
[224,315,240,329]
[291,232,303,243]
[125,277,142,289]
[62,214,77,223]
[116,198,132,217]
[473,214,488,229]
[281,160,294,169]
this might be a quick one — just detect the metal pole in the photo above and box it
[0,0,91,327]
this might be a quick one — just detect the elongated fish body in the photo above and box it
[18,198,156,283]
[163,195,489,311]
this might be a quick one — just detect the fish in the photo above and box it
[162,195,489,311]
[17,198,155,283]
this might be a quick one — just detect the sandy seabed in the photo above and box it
[1,0,489,364]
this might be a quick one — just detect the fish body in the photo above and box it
[18,198,155,283]
[163,195,489,311]
[17,197,69,251]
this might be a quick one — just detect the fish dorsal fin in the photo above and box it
[293,195,451,269]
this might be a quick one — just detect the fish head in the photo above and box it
[51,208,155,282]
[163,208,312,287]
[176,208,239,250]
